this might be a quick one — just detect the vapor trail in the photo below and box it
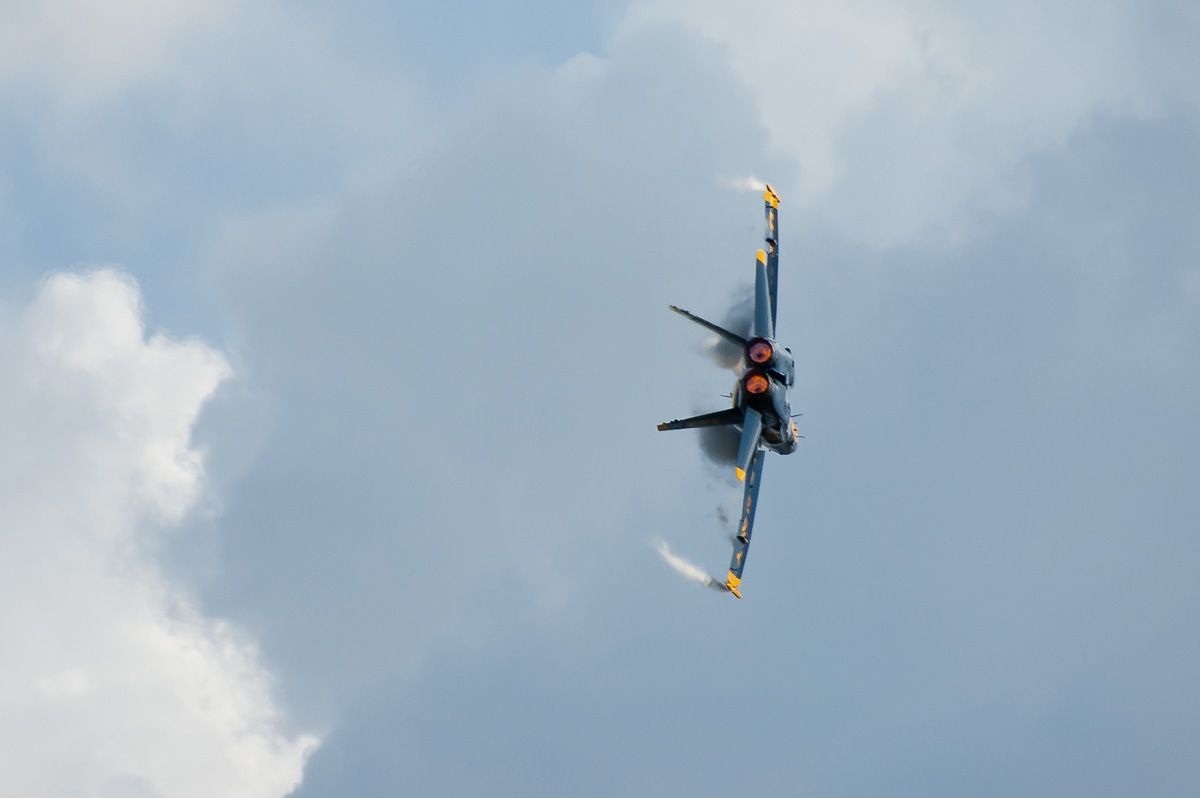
[723,175,768,193]
[701,283,753,371]
[693,284,753,473]
[652,538,729,592]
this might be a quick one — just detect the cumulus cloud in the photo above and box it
[0,270,315,798]
[622,0,1200,246]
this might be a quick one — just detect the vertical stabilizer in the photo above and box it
[735,407,762,482]
[753,251,774,340]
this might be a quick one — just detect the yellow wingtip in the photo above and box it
[725,572,742,598]
[764,184,780,208]
[756,249,767,265]
[735,467,746,482]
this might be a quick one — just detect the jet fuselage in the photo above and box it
[732,337,797,455]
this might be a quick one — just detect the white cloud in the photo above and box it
[622,0,1197,246]
[0,0,240,109]
[0,0,419,210]
[0,270,315,798]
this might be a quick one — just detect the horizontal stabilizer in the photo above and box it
[657,407,743,432]
[669,305,748,349]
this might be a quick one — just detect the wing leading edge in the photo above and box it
[725,447,766,598]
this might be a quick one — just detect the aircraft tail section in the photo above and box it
[753,251,774,340]
[656,407,743,432]
[735,407,762,482]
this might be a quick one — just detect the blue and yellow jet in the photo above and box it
[657,185,796,598]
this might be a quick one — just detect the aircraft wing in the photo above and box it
[725,447,766,598]
[764,185,780,329]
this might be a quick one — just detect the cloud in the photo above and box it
[0,0,420,227]
[0,270,314,797]
[0,0,238,108]
[128,8,1200,797]
[622,0,1200,246]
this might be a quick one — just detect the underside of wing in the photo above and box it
[764,185,780,329]
[725,447,766,598]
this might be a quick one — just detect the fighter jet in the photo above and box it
[657,185,797,598]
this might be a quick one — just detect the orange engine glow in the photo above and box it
[745,372,769,395]
[748,340,773,364]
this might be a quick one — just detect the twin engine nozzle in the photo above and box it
[743,338,776,395]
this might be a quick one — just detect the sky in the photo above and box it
[1,1,1198,796]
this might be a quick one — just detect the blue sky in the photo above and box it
[2,2,1199,796]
